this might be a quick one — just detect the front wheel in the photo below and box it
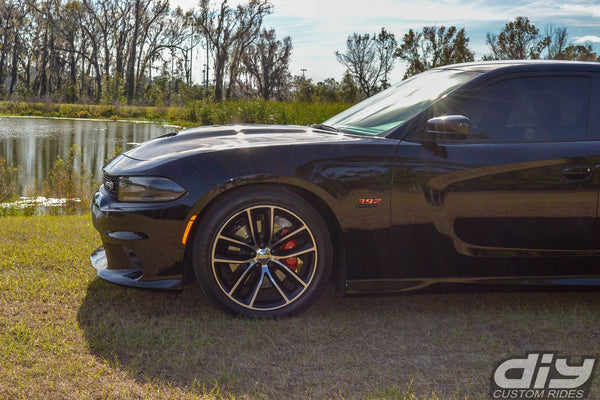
[192,187,332,317]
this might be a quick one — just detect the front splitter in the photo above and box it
[91,246,182,289]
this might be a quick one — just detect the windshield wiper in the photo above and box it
[310,123,340,133]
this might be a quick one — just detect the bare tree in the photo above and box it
[195,0,272,101]
[336,28,397,96]
[0,0,273,104]
[42,0,86,100]
[123,0,172,104]
[242,28,292,100]
[544,25,569,59]
[225,2,271,98]
[174,8,200,88]
[0,0,28,96]
[374,27,397,89]
[335,33,379,97]
[79,0,104,100]
[134,3,188,100]
[16,1,38,95]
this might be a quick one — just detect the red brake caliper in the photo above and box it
[280,227,298,272]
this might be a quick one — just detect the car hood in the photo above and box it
[123,124,359,161]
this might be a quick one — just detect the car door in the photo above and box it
[390,72,600,280]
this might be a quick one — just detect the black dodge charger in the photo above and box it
[92,61,600,317]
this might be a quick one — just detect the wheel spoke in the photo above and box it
[267,206,275,246]
[213,254,255,264]
[271,225,308,249]
[217,234,254,251]
[246,209,259,246]
[228,262,257,296]
[273,244,315,260]
[265,269,290,304]
[272,260,308,288]
[248,267,267,307]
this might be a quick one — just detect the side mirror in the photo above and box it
[425,115,470,140]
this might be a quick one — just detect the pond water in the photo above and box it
[0,117,177,196]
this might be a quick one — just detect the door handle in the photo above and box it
[562,166,592,181]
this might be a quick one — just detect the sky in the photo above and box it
[170,0,600,84]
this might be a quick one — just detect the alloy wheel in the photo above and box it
[210,205,319,311]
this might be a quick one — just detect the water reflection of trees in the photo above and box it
[0,118,171,196]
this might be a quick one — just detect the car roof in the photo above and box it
[436,60,600,74]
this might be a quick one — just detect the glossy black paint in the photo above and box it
[92,125,398,290]
[91,61,600,296]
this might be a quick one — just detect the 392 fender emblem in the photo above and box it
[356,198,381,208]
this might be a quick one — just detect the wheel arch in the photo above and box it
[182,180,347,294]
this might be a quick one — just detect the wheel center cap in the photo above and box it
[256,248,272,265]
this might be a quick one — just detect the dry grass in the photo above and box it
[1,215,600,399]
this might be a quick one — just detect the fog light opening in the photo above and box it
[126,248,143,268]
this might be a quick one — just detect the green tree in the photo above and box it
[292,76,314,102]
[314,78,338,102]
[485,17,548,60]
[0,157,19,203]
[337,71,359,103]
[43,145,93,214]
[561,44,599,61]
[395,26,474,79]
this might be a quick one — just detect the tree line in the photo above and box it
[336,17,599,100]
[0,0,292,104]
[0,0,598,106]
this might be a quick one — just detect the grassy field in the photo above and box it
[2,215,600,399]
[0,101,180,122]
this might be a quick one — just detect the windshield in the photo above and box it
[323,68,480,136]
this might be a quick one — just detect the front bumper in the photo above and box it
[91,188,191,289]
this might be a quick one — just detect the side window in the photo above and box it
[449,76,591,142]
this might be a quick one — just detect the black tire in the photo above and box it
[192,186,332,318]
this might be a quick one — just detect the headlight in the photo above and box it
[116,176,186,202]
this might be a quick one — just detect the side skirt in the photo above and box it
[345,276,600,295]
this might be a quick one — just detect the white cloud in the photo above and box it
[575,35,600,44]
[270,0,501,23]
[561,4,600,18]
